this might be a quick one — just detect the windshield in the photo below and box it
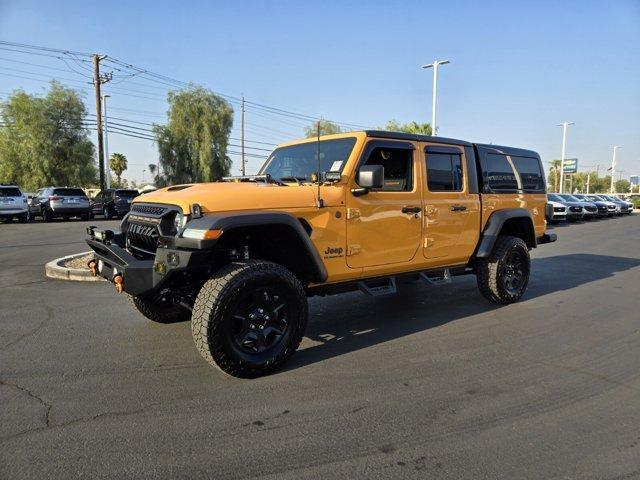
[584,195,600,202]
[560,194,580,202]
[116,190,138,198]
[0,187,22,197]
[53,188,86,197]
[259,138,357,182]
[547,194,562,202]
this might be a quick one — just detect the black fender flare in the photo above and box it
[175,210,328,283]
[476,208,536,258]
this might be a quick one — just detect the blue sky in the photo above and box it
[1,0,639,184]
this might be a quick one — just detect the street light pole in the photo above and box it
[610,146,620,194]
[557,121,574,193]
[422,60,450,136]
[102,94,111,189]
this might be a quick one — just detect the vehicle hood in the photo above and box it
[547,201,565,208]
[560,201,584,208]
[133,182,320,214]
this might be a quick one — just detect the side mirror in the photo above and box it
[357,165,384,189]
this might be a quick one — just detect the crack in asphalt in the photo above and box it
[0,389,163,443]
[0,304,52,351]
[0,378,53,430]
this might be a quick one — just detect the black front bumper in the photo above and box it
[86,227,209,298]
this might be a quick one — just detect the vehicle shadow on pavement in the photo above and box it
[286,254,640,372]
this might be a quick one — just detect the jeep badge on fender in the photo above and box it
[85,130,556,378]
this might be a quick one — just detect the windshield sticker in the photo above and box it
[330,161,343,172]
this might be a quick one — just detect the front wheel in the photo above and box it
[191,260,308,378]
[476,235,530,304]
[18,211,29,223]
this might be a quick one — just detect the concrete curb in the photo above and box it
[44,251,105,282]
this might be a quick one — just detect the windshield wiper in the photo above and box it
[278,176,307,185]
[221,174,284,185]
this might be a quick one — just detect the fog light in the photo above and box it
[167,252,180,266]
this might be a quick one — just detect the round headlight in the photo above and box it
[173,212,184,231]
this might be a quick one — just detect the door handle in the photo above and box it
[450,205,467,212]
[402,206,421,214]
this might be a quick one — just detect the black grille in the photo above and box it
[570,206,582,212]
[585,206,596,212]
[131,204,166,216]
[127,222,159,256]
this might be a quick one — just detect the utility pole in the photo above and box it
[422,60,450,136]
[102,94,111,189]
[557,121,574,193]
[93,54,110,191]
[241,96,246,176]
[610,146,620,193]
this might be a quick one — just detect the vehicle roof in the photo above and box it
[275,130,539,157]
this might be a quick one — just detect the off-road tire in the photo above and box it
[129,295,191,323]
[191,260,308,378]
[476,235,530,304]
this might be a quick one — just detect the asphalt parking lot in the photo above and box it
[1,215,639,479]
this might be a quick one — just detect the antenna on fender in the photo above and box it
[316,120,324,208]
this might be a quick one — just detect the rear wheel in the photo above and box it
[191,260,308,378]
[477,235,530,304]
[129,295,191,324]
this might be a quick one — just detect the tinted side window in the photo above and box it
[426,153,463,192]
[362,147,413,191]
[485,153,518,191]
[513,156,544,191]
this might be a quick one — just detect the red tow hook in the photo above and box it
[113,274,124,293]
[87,259,98,276]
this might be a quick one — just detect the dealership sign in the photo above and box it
[563,158,578,173]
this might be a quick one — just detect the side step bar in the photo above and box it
[420,269,452,286]
[358,277,397,296]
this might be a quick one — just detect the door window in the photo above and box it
[426,151,463,192]
[361,146,413,191]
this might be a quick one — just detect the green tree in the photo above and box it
[153,85,233,185]
[303,120,342,138]
[547,160,561,192]
[109,153,127,185]
[0,81,96,190]
[384,120,432,136]
[615,179,630,193]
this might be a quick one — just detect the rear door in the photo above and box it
[346,140,422,268]
[421,145,481,264]
[0,186,22,213]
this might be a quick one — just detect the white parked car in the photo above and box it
[0,185,29,223]
[545,200,567,223]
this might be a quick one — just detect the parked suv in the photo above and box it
[547,194,584,221]
[545,200,567,223]
[573,194,609,218]
[558,194,598,219]
[86,131,556,378]
[30,187,91,221]
[0,185,29,223]
[90,189,139,219]
[601,195,630,215]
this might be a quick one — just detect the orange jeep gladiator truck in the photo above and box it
[86,131,556,377]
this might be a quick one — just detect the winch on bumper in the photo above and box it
[86,225,210,297]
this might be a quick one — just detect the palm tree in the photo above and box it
[548,159,561,192]
[109,153,127,185]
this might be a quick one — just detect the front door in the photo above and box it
[422,145,480,264]
[346,140,422,269]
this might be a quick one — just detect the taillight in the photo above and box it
[49,195,62,201]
